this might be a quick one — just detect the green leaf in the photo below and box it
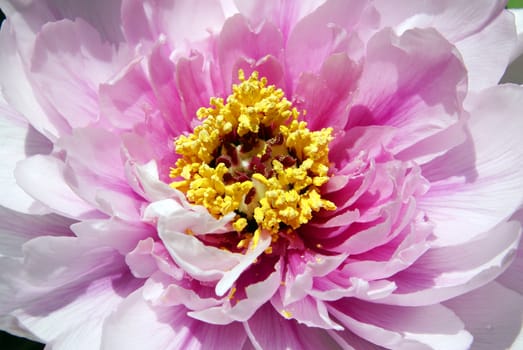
[508,0,523,8]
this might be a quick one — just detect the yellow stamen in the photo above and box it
[170,70,336,247]
[228,287,237,300]
[281,310,293,318]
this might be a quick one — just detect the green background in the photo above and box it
[509,0,523,8]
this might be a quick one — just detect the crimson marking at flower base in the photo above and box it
[170,70,336,252]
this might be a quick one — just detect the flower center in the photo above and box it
[170,70,335,249]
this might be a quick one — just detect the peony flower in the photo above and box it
[1,0,523,349]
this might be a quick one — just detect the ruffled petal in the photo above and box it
[0,106,52,213]
[285,0,371,89]
[16,273,139,350]
[121,0,225,47]
[420,85,523,245]
[58,127,143,219]
[382,220,521,306]
[444,282,523,350]
[244,303,340,350]
[124,161,178,202]
[101,288,247,350]
[148,43,188,129]
[0,20,68,139]
[373,0,506,42]
[348,28,466,155]
[455,11,516,91]
[188,258,282,324]
[145,198,271,297]
[127,239,183,280]
[71,218,153,255]
[2,0,124,43]
[329,299,473,350]
[30,18,131,129]
[217,14,284,90]
[293,53,362,131]
[0,206,73,257]
[99,57,157,130]
[270,294,343,330]
[15,155,100,219]
[233,0,326,38]
[0,232,141,349]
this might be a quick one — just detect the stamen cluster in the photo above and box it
[170,71,335,248]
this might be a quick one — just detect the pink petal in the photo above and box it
[15,155,101,219]
[0,206,73,257]
[233,0,326,38]
[147,41,191,135]
[497,224,523,295]
[455,11,516,91]
[100,288,247,350]
[121,0,225,47]
[270,294,342,330]
[420,85,523,245]
[146,198,271,296]
[4,0,124,43]
[175,52,216,127]
[0,234,140,346]
[125,162,178,203]
[58,128,126,185]
[188,259,282,324]
[444,282,523,350]
[30,19,131,129]
[311,277,397,302]
[15,273,139,350]
[99,57,157,130]
[58,127,143,219]
[217,14,283,90]
[329,125,396,171]
[244,303,340,350]
[71,218,153,255]
[281,251,347,304]
[145,200,237,282]
[0,20,68,139]
[374,0,506,42]
[340,214,432,281]
[0,110,52,214]
[285,0,370,87]
[294,53,362,131]
[383,220,521,306]
[329,299,473,350]
[348,28,466,155]
[328,328,388,350]
[143,271,222,311]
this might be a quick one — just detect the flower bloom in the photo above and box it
[1,0,523,349]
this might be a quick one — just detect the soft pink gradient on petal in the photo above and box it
[0,1,522,349]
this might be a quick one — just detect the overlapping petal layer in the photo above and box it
[1,0,522,349]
